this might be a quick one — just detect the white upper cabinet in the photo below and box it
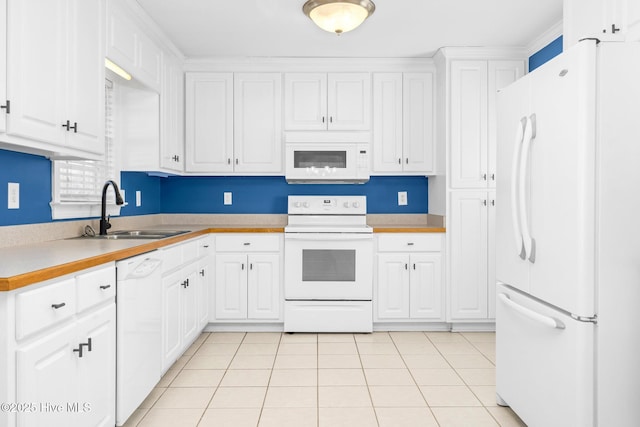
[234,73,282,173]
[4,0,104,156]
[449,59,524,189]
[284,72,370,131]
[403,72,435,173]
[0,0,7,133]
[372,72,435,175]
[185,72,233,172]
[564,0,640,47]
[185,72,282,174]
[106,0,162,92]
[160,53,184,172]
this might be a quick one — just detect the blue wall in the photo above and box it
[0,149,52,225]
[529,36,563,71]
[0,148,429,226]
[161,175,428,214]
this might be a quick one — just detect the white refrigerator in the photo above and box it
[495,39,640,427]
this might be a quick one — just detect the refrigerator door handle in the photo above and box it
[498,293,565,329]
[511,117,527,260]
[519,115,536,263]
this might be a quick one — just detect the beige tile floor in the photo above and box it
[123,331,526,427]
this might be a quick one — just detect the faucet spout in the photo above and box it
[99,180,124,235]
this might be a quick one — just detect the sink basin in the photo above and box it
[74,230,190,240]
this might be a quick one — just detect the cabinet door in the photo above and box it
[409,253,443,320]
[450,61,488,188]
[6,0,66,145]
[105,0,136,74]
[181,267,199,347]
[160,55,184,172]
[234,73,282,173]
[76,303,115,427]
[449,191,489,320]
[284,73,327,130]
[247,253,280,320]
[16,323,77,427]
[487,60,524,188]
[197,257,212,329]
[403,72,435,173]
[185,73,233,172]
[161,269,183,371]
[66,0,104,154]
[215,254,248,319]
[328,72,371,130]
[372,73,403,172]
[0,0,6,133]
[627,0,640,40]
[136,30,162,91]
[487,192,496,319]
[376,253,409,319]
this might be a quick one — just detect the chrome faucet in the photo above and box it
[99,180,125,235]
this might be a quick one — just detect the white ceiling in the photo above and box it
[135,0,563,59]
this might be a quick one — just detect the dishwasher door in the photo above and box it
[116,252,163,426]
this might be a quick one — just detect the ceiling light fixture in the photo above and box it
[303,0,376,35]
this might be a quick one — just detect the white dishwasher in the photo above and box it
[115,251,163,426]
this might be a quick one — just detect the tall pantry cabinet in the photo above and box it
[433,48,525,327]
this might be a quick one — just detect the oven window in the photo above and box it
[294,151,347,169]
[302,249,355,282]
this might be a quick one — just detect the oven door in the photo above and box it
[284,233,373,300]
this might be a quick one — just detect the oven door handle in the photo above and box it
[284,233,373,241]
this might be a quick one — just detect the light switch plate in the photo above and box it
[8,182,19,209]
[136,191,141,207]
[224,192,232,205]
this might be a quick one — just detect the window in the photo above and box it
[50,79,122,219]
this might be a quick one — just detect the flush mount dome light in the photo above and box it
[303,0,376,35]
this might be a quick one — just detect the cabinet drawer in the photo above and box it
[377,233,442,252]
[76,265,116,313]
[16,278,77,340]
[162,244,184,273]
[197,236,214,257]
[216,234,281,252]
[182,240,199,263]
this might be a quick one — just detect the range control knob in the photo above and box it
[343,202,350,208]
[352,201,360,208]
[303,202,310,208]
[293,202,302,208]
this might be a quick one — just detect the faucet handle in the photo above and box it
[105,215,112,230]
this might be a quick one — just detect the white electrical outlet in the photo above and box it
[8,182,19,209]
[136,191,142,207]
[398,191,408,206]
[224,192,232,205]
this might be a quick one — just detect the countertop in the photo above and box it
[0,217,445,291]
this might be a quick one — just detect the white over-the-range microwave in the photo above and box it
[284,132,370,183]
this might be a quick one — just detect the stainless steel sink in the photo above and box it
[74,230,190,240]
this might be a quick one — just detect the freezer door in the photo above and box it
[496,283,594,427]
[496,74,531,294]
[527,40,597,316]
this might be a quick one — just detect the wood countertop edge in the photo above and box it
[373,227,446,233]
[0,225,447,291]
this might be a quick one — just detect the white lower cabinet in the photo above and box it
[375,234,444,323]
[449,190,496,321]
[214,234,282,322]
[160,236,212,373]
[2,263,116,427]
